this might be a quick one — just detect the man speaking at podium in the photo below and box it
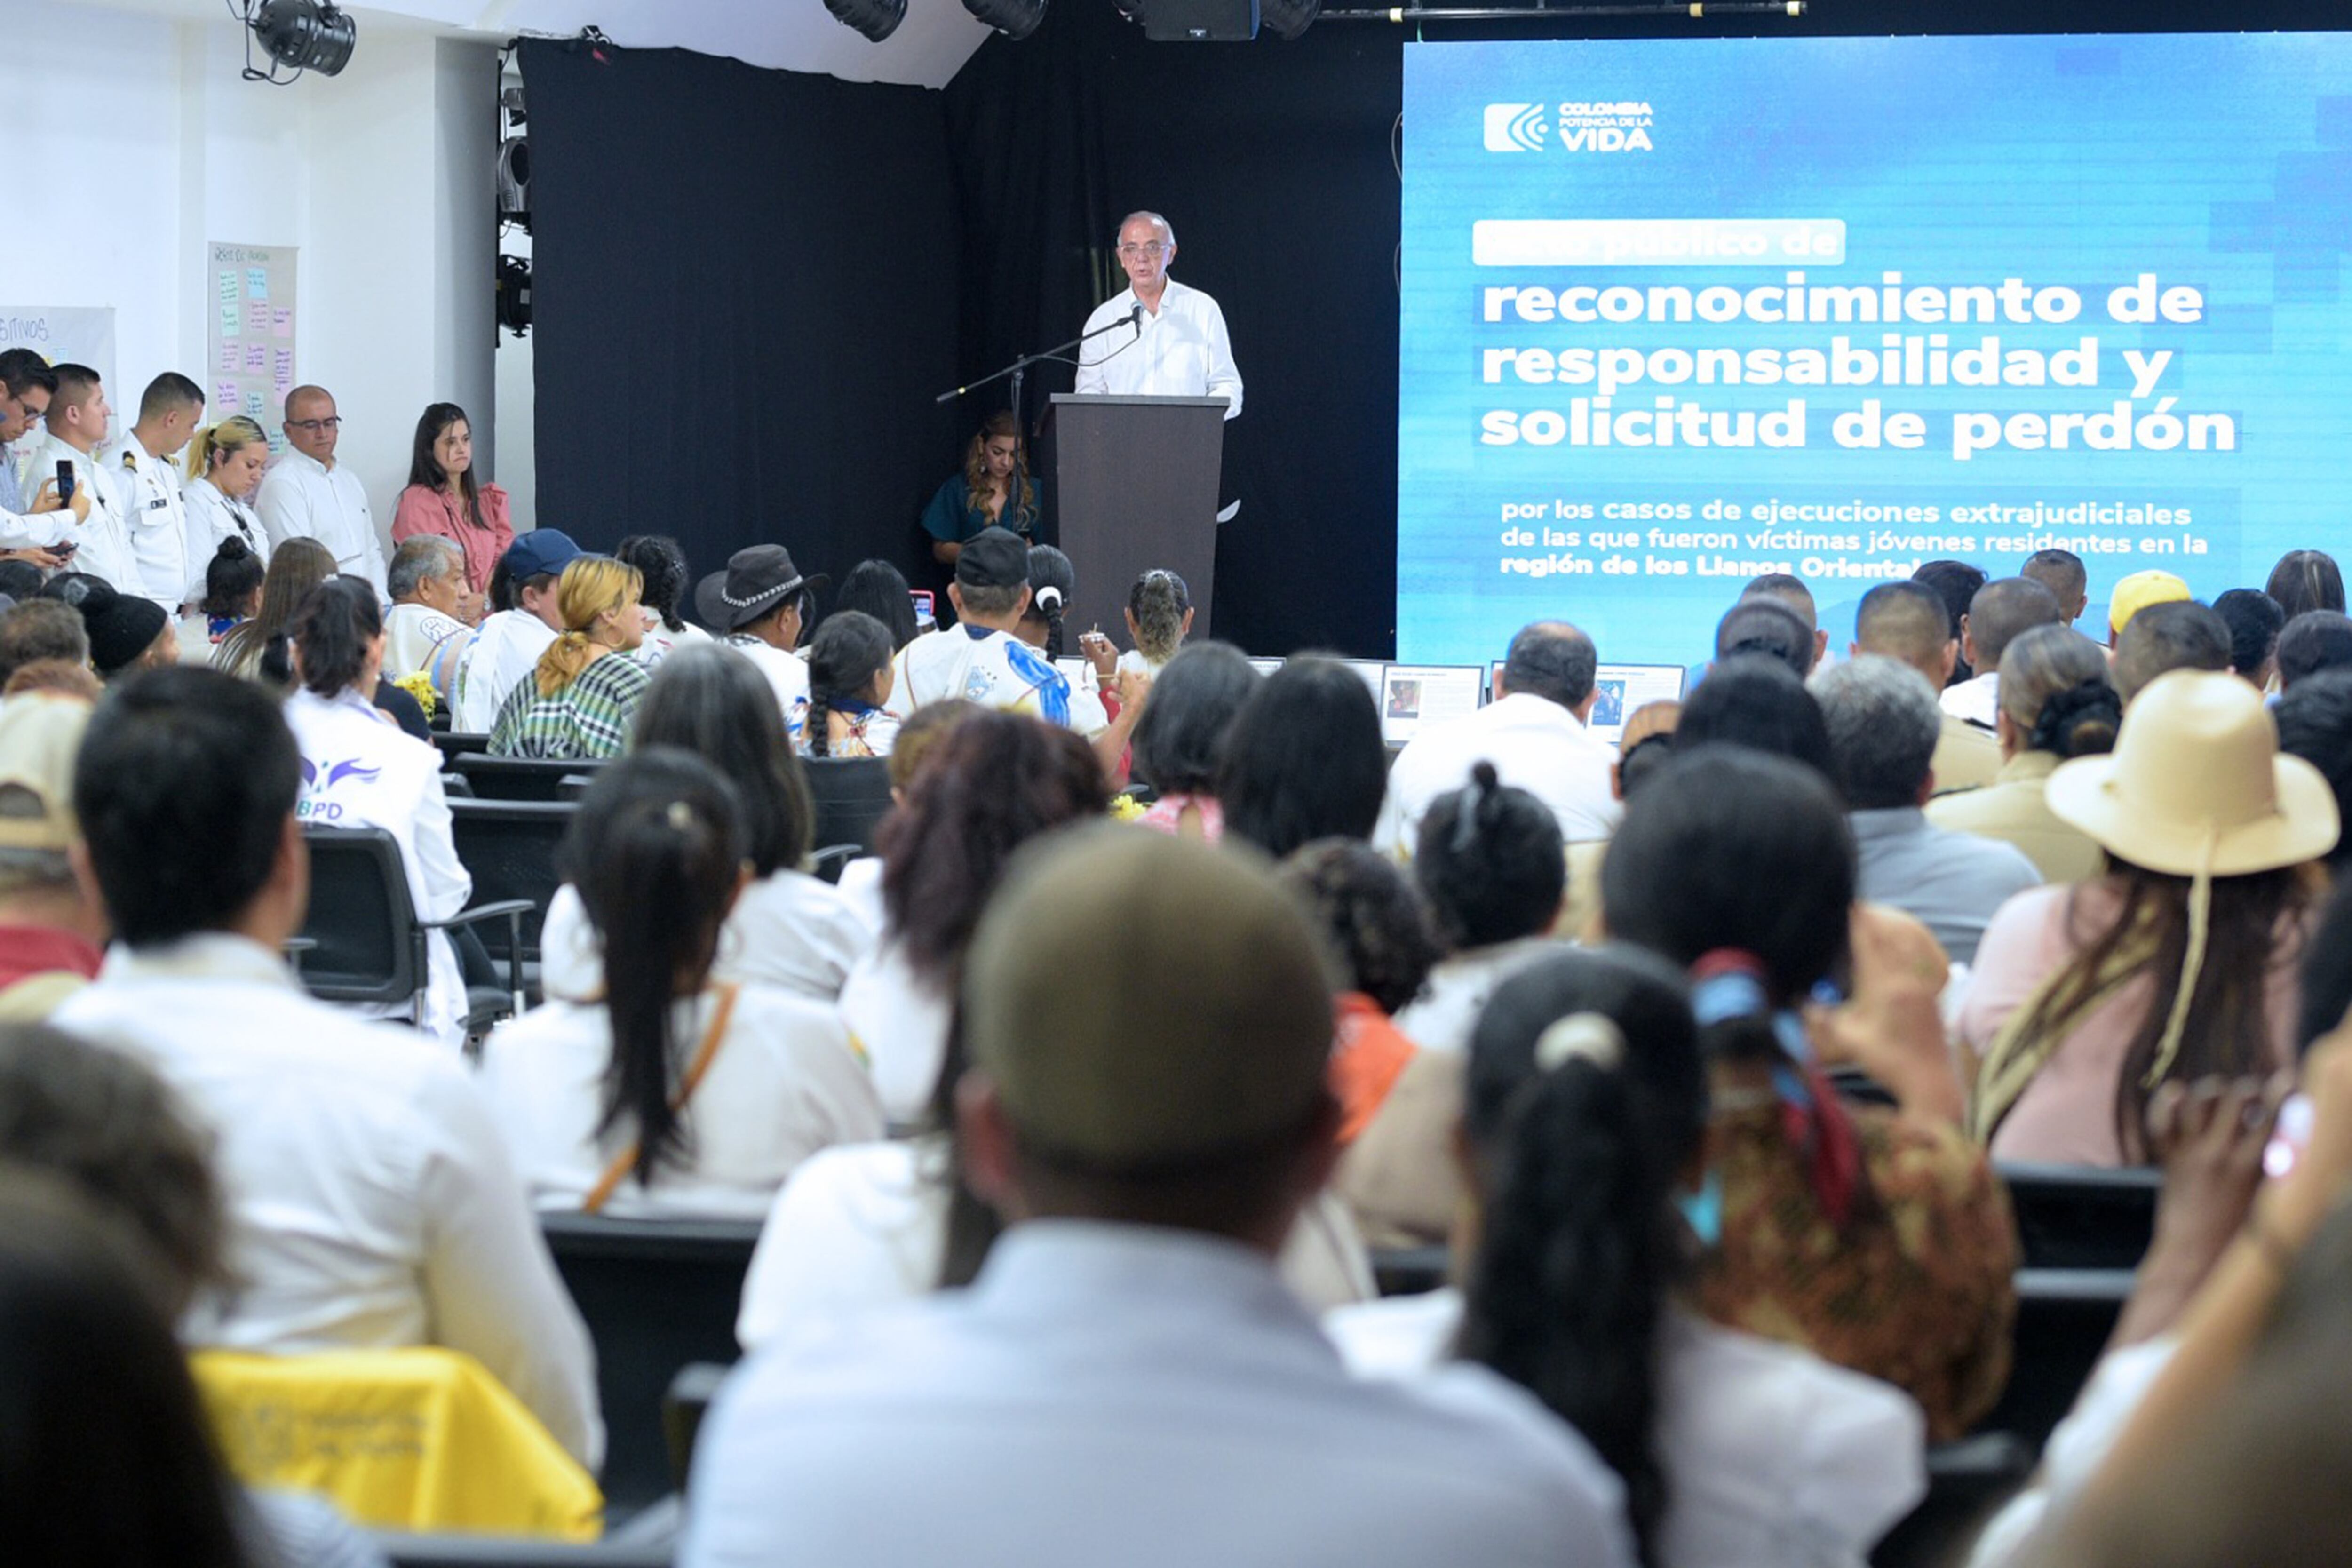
[1073,212,1243,419]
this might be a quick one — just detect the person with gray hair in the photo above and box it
[382,533,469,681]
[1812,654,2040,964]
[1374,618,1618,856]
[1072,211,1243,420]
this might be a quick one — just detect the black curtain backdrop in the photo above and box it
[528,0,2342,657]
[523,40,958,599]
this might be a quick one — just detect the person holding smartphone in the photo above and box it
[0,354,87,566]
[10,364,135,589]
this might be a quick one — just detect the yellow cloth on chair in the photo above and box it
[193,1346,603,1540]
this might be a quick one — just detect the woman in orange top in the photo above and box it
[1276,840,1443,1145]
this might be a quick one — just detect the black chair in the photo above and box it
[453,753,609,803]
[1979,1267,2137,1448]
[449,798,577,996]
[432,731,494,765]
[539,1214,762,1513]
[559,774,597,802]
[1998,1161,2161,1271]
[1369,1244,1451,1297]
[808,844,861,885]
[298,827,532,1028]
[441,772,476,799]
[375,1538,671,1568]
[1870,1432,2035,1568]
[662,1361,732,1493]
[805,756,893,854]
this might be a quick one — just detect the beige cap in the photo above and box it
[962,825,1335,1171]
[2107,569,2192,636]
[0,696,92,852]
[2048,669,2338,876]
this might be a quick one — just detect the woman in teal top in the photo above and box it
[922,412,1039,566]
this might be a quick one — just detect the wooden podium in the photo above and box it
[1049,393,1228,642]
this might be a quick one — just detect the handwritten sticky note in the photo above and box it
[245,300,269,334]
[245,343,267,371]
[244,391,266,419]
[220,303,241,338]
[219,271,240,305]
[217,342,239,374]
[246,267,269,301]
[273,348,294,382]
[215,381,240,410]
[271,308,292,339]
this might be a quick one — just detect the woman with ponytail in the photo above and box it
[1119,568,1192,677]
[1328,947,1927,1568]
[478,749,882,1217]
[1604,745,2016,1439]
[801,609,898,759]
[180,414,271,584]
[216,536,334,685]
[280,575,474,1046]
[1013,542,1146,778]
[487,555,651,758]
[1926,625,2118,882]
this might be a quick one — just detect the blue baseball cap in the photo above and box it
[502,529,583,582]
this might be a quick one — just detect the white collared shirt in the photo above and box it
[684,1220,1632,1568]
[476,984,885,1221]
[452,609,557,733]
[1940,669,2001,730]
[1327,1289,1927,1568]
[1375,690,1624,859]
[284,685,474,1047]
[538,869,873,1005]
[49,932,603,1469]
[0,433,73,550]
[256,448,386,590]
[16,430,136,586]
[98,432,193,609]
[1073,279,1243,418]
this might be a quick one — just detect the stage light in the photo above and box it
[1261,0,1319,36]
[827,0,908,41]
[962,0,1048,40]
[249,0,356,78]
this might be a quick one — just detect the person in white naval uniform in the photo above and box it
[179,414,274,600]
[13,363,137,589]
[256,385,386,591]
[98,372,206,612]
[0,351,84,559]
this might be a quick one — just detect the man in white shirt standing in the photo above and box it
[1073,212,1242,419]
[14,363,137,589]
[0,350,83,562]
[53,667,602,1467]
[98,371,205,613]
[257,384,386,591]
[1377,621,1621,857]
[683,828,1633,1568]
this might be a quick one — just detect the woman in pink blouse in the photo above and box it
[391,401,511,615]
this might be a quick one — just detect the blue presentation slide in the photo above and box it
[1397,34,2352,665]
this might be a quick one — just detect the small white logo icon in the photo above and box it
[1483,103,1548,152]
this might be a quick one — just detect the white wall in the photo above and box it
[4,2,501,552]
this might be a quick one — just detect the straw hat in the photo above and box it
[2046,668,2338,876]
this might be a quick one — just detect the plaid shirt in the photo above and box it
[486,651,652,759]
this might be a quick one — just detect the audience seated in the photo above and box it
[2273,667,2352,880]
[2275,608,2352,692]
[1120,566,1193,677]
[52,667,601,1465]
[449,529,581,732]
[487,555,652,759]
[1926,625,2119,883]
[1945,576,2065,728]
[1711,596,1814,679]
[835,709,1106,1120]
[1672,654,1836,781]
[2211,587,2285,692]
[830,557,919,652]
[1853,579,2000,792]
[2265,547,2345,622]
[691,828,1634,1568]
[829,698,975,935]
[478,750,882,1218]
[0,598,91,693]
[1129,640,1257,839]
[3,660,100,703]
[0,696,104,1018]
[615,533,705,664]
[1378,621,1618,856]
[1217,653,1388,859]
[802,608,900,758]
[2105,569,2191,648]
[1019,543,1141,773]
[2112,599,2231,703]
[1328,947,1929,1568]
[1964,670,2335,1165]
[186,535,265,663]
[1914,558,1990,681]
[281,576,472,1047]
[698,544,821,746]
[64,574,178,684]
[540,641,872,1003]
[1395,763,1567,1053]
[1738,571,1829,671]
[2022,547,2089,628]
[1604,747,2017,1439]
[216,535,336,685]
[383,535,471,680]
[1812,655,2042,966]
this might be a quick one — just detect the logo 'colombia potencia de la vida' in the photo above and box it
[1482,100,1655,153]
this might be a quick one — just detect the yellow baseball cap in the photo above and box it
[2108,569,2193,636]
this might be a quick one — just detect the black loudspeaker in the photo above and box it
[1143,0,1259,41]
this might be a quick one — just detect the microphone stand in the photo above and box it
[935,309,1145,540]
